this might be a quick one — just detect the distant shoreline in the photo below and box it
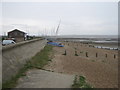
[46,35,118,49]
[59,38,118,49]
[46,35,118,39]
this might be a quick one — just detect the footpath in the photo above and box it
[16,69,74,88]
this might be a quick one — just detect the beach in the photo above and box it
[43,40,118,88]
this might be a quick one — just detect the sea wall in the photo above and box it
[2,38,47,83]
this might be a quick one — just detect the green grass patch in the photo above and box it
[92,60,95,62]
[30,45,53,69]
[2,45,53,89]
[75,54,79,56]
[80,51,83,53]
[102,60,105,63]
[72,75,93,89]
[75,51,78,56]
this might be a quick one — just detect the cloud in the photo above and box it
[1,2,118,35]
[58,17,118,35]
[2,0,119,2]
[2,16,117,35]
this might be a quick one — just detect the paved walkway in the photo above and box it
[16,69,74,88]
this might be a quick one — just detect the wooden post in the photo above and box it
[114,54,116,59]
[62,50,66,55]
[75,50,78,56]
[96,53,98,57]
[105,54,107,58]
[86,52,88,57]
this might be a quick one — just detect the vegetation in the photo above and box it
[72,75,93,89]
[2,45,53,88]
[30,45,53,69]
[75,51,78,56]
[92,60,95,62]
[2,36,8,41]
[80,51,83,53]
[102,60,105,63]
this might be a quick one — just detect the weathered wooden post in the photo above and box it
[105,54,107,58]
[96,53,98,57]
[114,54,116,59]
[62,50,67,55]
[86,52,88,57]
[75,50,78,56]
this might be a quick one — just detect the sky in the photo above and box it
[1,1,118,36]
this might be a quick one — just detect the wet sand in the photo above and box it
[44,41,118,88]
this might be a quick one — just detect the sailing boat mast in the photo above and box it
[55,19,61,36]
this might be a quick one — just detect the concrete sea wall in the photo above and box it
[2,38,47,83]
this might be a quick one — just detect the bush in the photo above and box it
[72,75,93,88]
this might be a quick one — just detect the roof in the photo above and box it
[8,29,26,34]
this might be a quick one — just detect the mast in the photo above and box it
[55,19,61,36]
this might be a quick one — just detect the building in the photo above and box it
[8,29,27,42]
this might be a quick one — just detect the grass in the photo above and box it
[75,51,79,56]
[75,53,79,56]
[80,51,83,53]
[2,45,53,89]
[72,75,93,89]
[92,60,95,62]
[102,60,105,63]
[30,45,53,69]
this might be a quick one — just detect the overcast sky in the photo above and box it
[1,2,118,36]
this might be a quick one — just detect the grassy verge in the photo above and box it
[2,45,53,89]
[72,75,93,89]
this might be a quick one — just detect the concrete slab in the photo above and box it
[16,69,74,88]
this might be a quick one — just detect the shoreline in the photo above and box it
[60,40,118,50]
[53,38,118,50]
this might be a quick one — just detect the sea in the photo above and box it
[55,35,118,39]
[47,35,119,49]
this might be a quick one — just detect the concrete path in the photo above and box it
[16,69,74,88]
